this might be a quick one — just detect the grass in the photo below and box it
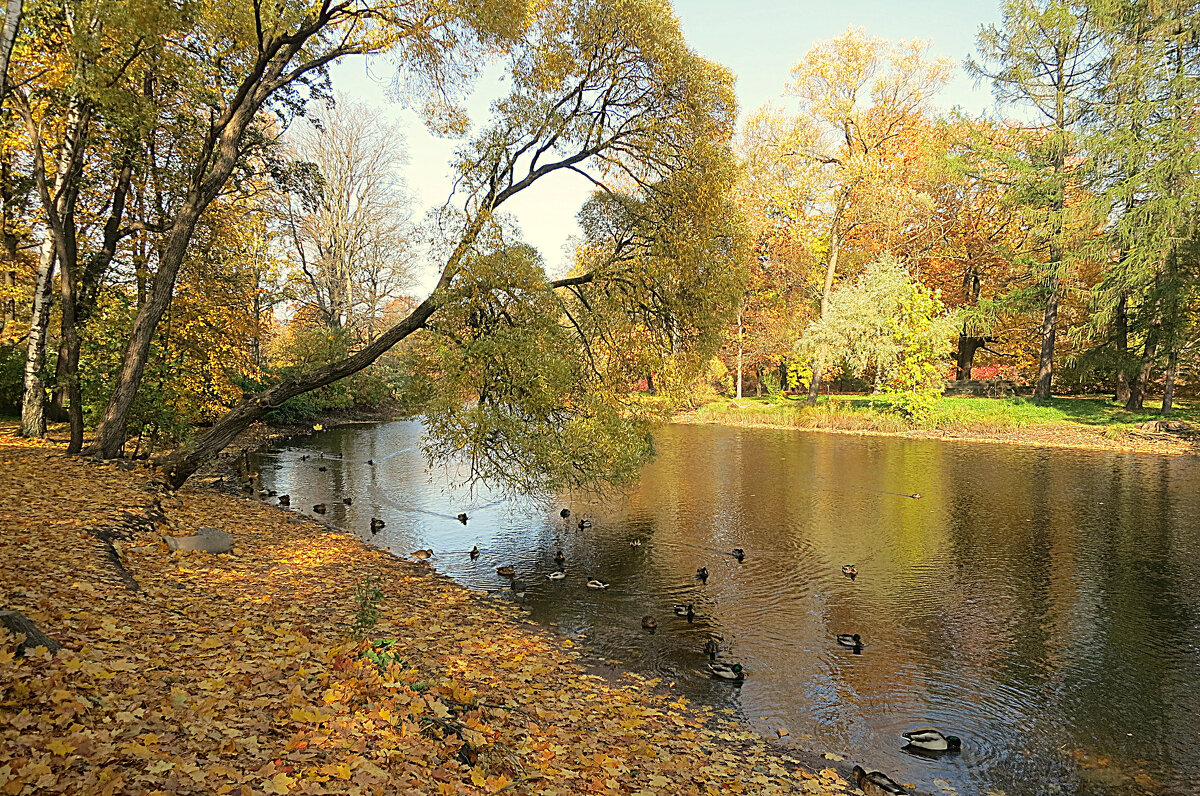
[692,393,1199,436]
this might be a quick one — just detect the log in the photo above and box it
[0,609,62,655]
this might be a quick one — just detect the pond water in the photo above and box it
[251,420,1200,796]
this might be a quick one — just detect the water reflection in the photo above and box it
[252,420,1200,796]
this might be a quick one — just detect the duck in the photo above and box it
[852,765,908,795]
[278,495,290,506]
[842,564,858,578]
[318,466,327,472]
[366,459,375,466]
[629,539,642,547]
[496,565,516,577]
[577,518,593,530]
[673,604,695,622]
[369,517,385,534]
[836,633,865,650]
[901,728,962,753]
[641,615,658,632]
[586,579,609,590]
[732,548,745,562]
[696,567,709,583]
[457,512,469,524]
[410,549,433,560]
[469,545,480,559]
[703,638,721,660]
[343,497,352,505]
[312,503,327,514]
[300,455,309,461]
[560,508,571,519]
[547,571,567,580]
[707,662,744,681]
[554,550,566,565]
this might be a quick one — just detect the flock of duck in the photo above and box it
[283,450,952,796]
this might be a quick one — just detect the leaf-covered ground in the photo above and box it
[0,432,853,795]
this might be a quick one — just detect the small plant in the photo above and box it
[360,637,405,671]
[351,576,384,637]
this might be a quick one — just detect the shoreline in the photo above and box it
[673,409,1199,458]
[0,431,855,795]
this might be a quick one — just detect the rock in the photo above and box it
[164,527,233,554]
[1136,420,1194,433]
[0,609,62,655]
[943,379,1017,397]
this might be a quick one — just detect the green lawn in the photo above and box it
[693,393,1198,434]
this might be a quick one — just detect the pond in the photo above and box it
[251,420,1200,796]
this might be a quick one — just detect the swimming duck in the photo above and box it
[586,579,609,590]
[457,512,469,524]
[836,633,865,650]
[318,466,327,472]
[343,497,352,505]
[673,604,695,622]
[547,571,567,580]
[369,517,385,534]
[852,765,908,795]
[707,662,744,681]
[410,549,433,560]
[312,503,327,514]
[641,615,658,631]
[703,638,721,660]
[732,548,745,562]
[629,539,642,547]
[842,564,858,578]
[469,545,480,559]
[496,565,516,577]
[560,508,571,519]
[696,567,709,583]
[278,495,290,506]
[366,459,375,466]
[901,728,962,753]
[577,518,593,530]
[554,550,566,565]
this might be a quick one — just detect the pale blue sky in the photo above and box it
[330,0,1004,291]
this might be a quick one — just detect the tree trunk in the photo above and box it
[0,609,61,656]
[645,372,656,395]
[955,333,987,381]
[18,238,55,437]
[159,292,439,488]
[754,366,763,397]
[807,214,841,405]
[778,359,787,393]
[1034,272,1060,401]
[47,337,69,422]
[735,304,743,399]
[0,0,22,96]
[1160,346,1177,415]
[1114,293,1130,403]
[1125,320,1159,411]
[59,254,83,453]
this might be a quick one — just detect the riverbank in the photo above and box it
[680,395,1199,457]
[0,431,853,795]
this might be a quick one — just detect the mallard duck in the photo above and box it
[836,633,864,649]
[629,539,642,547]
[343,497,352,505]
[852,765,908,795]
[696,567,709,582]
[554,550,566,565]
[547,570,567,580]
[578,518,593,529]
[732,548,745,562]
[318,466,327,472]
[708,662,744,681]
[496,565,516,577]
[457,512,469,524]
[586,579,609,590]
[703,638,721,660]
[901,728,962,753]
[278,495,290,506]
[369,517,385,534]
[366,459,375,466]
[410,549,433,560]
[560,508,571,519]
[312,503,327,514]
[300,455,310,461]
[469,545,480,559]
[641,615,658,631]
[673,604,695,621]
[842,564,858,578]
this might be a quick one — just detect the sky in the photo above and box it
[330,0,1006,292]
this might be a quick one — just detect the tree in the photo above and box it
[282,98,413,339]
[795,254,958,400]
[158,0,744,489]
[82,0,525,458]
[743,27,951,404]
[969,0,1104,400]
